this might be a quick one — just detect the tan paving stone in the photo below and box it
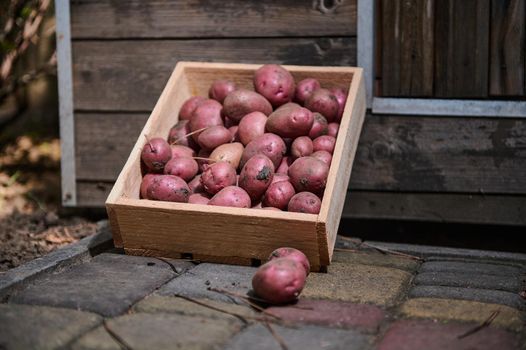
[400,298,525,332]
[133,294,256,322]
[333,250,421,272]
[302,262,413,306]
[71,326,121,350]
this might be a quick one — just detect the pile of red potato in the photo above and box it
[140,64,347,214]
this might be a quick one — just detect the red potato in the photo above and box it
[304,88,339,122]
[197,149,211,173]
[288,156,329,194]
[208,79,236,103]
[266,103,314,138]
[224,116,236,128]
[189,99,224,141]
[200,161,237,195]
[294,78,321,105]
[329,87,348,122]
[238,111,267,146]
[163,157,198,182]
[276,156,292,174]
[209,142,244,169]
[228,125,240,142]
[140,174,161,199]
[222,89,273,122]
[311,150,332,166]
[197,125,233,151]
[208,186,251,208]
[268,247,310,276]
[179,96,206,120]
[308,113,329,139]
[240,133,286,169]
[170,145,196,159]
[141,137,172,173]
[253,64,295,107]
[288,192,322,214]
[252,258,306,304]
[313,135,336,154]
[271,173,290,184]
[327,122,339,138]
[262,180,295,210]
[188,192,211,205]
[188,174,204,194]
[291,136,313,159]
[167,120,199,150]
[146,175,190,203]
[239,154,275,202]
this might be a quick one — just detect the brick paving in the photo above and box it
[0,222,524,350]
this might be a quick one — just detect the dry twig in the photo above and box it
[263,321,289,350]
[457,310,500,339]
[360,242,423,261]
[207,287,281,320]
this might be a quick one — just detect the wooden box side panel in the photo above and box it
[318,69,366,264]
[113,199,321,269]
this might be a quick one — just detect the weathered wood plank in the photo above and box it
[350,114,526,194]
[75,113,149,181]
[72,38,357,111]
[74,112,526,195]
[381,0,434,97]
[76,181,526,226]
[343,191,526,226]
[435,0,490,98]
[70,0,356,39]
[489,0,525,96]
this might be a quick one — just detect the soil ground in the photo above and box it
[0,136,98,272]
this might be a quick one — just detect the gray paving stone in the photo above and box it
[0,220,113,300]
[224,324,373,350]
[365,241,526,264]
[9,253,194,316]
[414,271,523,293]
[409,285,526,311]
[73,312,241,350]
[420,260,523,276]
[0,303,102,350]
[157,263,256,303]
[425,256,526,269]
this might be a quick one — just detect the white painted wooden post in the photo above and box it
[55,0,76,206]
[357,0,375,109]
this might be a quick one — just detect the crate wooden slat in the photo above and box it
[106,62,366,271]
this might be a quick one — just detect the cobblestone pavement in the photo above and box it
[0,222,524,349]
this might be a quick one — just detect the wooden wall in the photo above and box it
[68,0,526,225]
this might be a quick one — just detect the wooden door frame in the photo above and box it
[357,0,526,117]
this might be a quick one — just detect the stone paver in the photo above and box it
[365,241,526,264]
[266,299,385,332]
[9,253,194,316]
[409,285,526,310]
[302,262,413,306]
[332,250,420,272]
[157,263,256,303]
[224,323,372,350]
[71,326,120,350]
[72,312,241,350]
[0,303,102,350]
[133,294,256,322]
[399,298,525,332]
[377,319,521,350]
[414,271,523,293]
[420,260,524,276]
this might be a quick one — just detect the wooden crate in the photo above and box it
[106,62,366,271]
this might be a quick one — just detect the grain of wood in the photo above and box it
[489,0,525,97]
[434,0,490,98]
[381,0,434,97]
[70,0,357,39]
[72,38,356,111]
[75,111,526,194]
[77,181,526,226]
